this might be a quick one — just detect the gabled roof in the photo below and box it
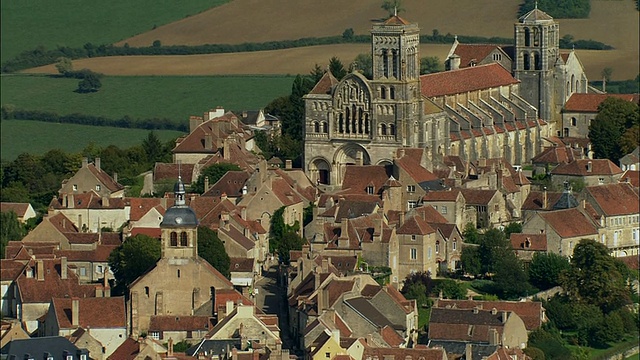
[203,171,250,197]
[362,346,446,360]
[383,14,411,25]
[434,299,544,330]
[451,44,510,68]
[309,70,339,95]
[380,325,404,347]
[423,189,461,202]
[519,7,554,23]
[413,205,449,224]
[550,159,622,176]
[219,226,255,251]
[428,307,512,342]
[153,163,195,184]
[620,170,639,188]
[0,202,31,217]
[585,183,639,216]
[128,197,166,221]
[563,93,639,112]
[509,233,548,253]
[86,163,124,193]
[395,150,438,183]
[522,190,563,211]
[532,146,580,165]
[344,297,401,330]
[1,337,86,359]
[173,112,245,153]
[341,165,391,195]
[51,297,126,329]
[460,189,498,205]
[538,208,598,238]
[16,258,97,303]
[397,215,436,235]
[420,63,519,98]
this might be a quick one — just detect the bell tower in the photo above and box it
[160,176,199,259]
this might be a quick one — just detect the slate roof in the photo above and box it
[344,297,400,330]
[585,183,639,216]
[420,63,519,98]
[551,159,622,176]
[428,307,510,342]
[563,93,639,112]
[51,297,125,329]
[538,208,598,238]
[230,257,254,273]
[1,336,88,359]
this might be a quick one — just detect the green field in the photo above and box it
[1,119,185,161]
[1,74,294,121]
[0,0,229,63]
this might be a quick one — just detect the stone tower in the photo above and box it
[160,176,199,259]
[513,5,559,125]
[303,14,431,187]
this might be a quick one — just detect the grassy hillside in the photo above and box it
[1,74,294,121]
[0,0,229,63]
[0,119,184,161]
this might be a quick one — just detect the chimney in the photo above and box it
[543,187,548,209]
[242,185,248,195]
[491,307,497,315]
[465,343,472,360]
[223,138,231,160]
[102,196,109,207]
[489,328,499,345]
[82,157,88,167]
[113,172,118,183]
[318,286,329,312]
[399,211,405,226]
[72,298,80,327]
[479,158,487,167]
[61,257,67,280]
[204,176,210,193]
[587,161,592,173]
[321,258,329,272]
[95,157,101,171]
[104,274,111,297]
[37,260,44,281]
[398,148,405,158]
[450,54,461,70]
[285,159,293,169]
[67,194,75,209]
[226,300,234,315]
[168,338,174,356]
[501,311,508,323]
[221,193,228,201]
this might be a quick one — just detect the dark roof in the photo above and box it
[203,171,250,197]
[1,336,90,359]
[186,339,242,357]
[427,340,498,359]
[344,297,402,330]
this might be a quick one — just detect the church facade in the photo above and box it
[303,8,586,187]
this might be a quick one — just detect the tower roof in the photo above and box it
[161,177,198,228]
[384,14,411,25]
[519,7,554,23]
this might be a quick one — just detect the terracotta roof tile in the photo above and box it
[341,165,391,195]
[585,183,639,216]
[383,15,411,25]
[397,215,436,235]
[380,325,404,347]
[203,171,250,197]
[509,234,548,252]
[428,307,508,342]
[420,63,518,97]
[423,189,461,202]
[551,159,622,176]
[620,170,640,188]
[309,71,339,95]
[108,337,139,360]
[0,202,30,216]
[522,191,563,211]
[16,258,98,303]
[149,315,213,331]
[153,163,196,184]
[452,44,507,68]
[52,297,125,329]
[363,347,445,360]
[434,299,543,330]
[396,151,438,183]
[531,146,580,165]
[87,164,124,192]
[128,198,166,221]
[219,226,255,250]
[564,93,639,112]
[230,257,254,273]
[538,208,598,238]
[0,259,27,282]
[173,112,245,153]
[460,189,498,205]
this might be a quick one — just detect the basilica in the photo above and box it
[303,7,588,187]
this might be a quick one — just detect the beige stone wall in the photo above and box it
[61,166,118,198]
[502,313,528,348]
[21,302,50,333]
[55,208,129,233]
[397,232,438,281]
[173,153,211,165]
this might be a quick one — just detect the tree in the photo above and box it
[420,56,443,75]
[493,250,530,299]
[142,131,165,165]
[309,64,325,84]
[588,97,639,162]
[1,211,25,258]
[503,222,522,238]
[432,279,466,299]
[269,206,305,263]
[400,271,433,306]
[342,28,355,40]
[381,0,404,16]
[462,222,479,244]
[353,53,373,79]
[108,234,161,295]
[460,246,482,276]
[77,73,102,93]
[197,226,230,278]
[477,228,510,275]
[329,56,347,80]
[192,163,241,194]
[561,239,631,313]
[601,67,613,91]
[55,57,73,75]
[528,252,570,290]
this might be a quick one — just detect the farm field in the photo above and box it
[0,0,228,63]
[0,119,185,161]
[0,74,294,121]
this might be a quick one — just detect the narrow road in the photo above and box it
[254,265,293,350]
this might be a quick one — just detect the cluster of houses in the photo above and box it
[1,8,639,359]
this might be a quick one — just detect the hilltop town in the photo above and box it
[1,4,639,360]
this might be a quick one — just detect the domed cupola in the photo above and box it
[161,176,198,228]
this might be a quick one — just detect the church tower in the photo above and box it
[513,5,559,125]
[160,176,199,259]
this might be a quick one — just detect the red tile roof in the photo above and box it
[420,63,519,98]
[108,338,140,360]
[173,112,245,153]
[149,315,213,331]
[531,146,580,164]
[509,234,548,252]
[564,93,639,112]
[128,198,166,221]
[230,257,254,273]
[522,191,563,211]
[17,258,98,303]
[397,215,436,235]
[363,347,445,360]
[309,71,339,95]
[585,183,639,216]
[620,170,640,188]
[384,15,411,25]
[52,297,125,329]
[434,299,544,330]
[395,151,438,183]
[460,189,498,205]
[0,203,31,217]
[341,165,390,195]
[87,164,124,192]
[452,44,505,68]
[423,189,461,202]
[380,325,404,347]
[551,159,622,176]
[413,205,449,224]
[538,208,598,238]
[203,171,250,197]
[428,307,510,342]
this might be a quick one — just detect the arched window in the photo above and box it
[390,87,395,99]
[364,114,370,134]
[534,52,541,70]
[389,124,396,136]
[524,28,531,46]
[170,232,178,246]
[381,86,387,99]
[571,74,575,93]
[314,122,320,133]
[523,52,530,70]
[180,232,188,246]
[533,28,540,46]
[339,115,344,133]
[381,124,387,135]
[322,122,328,133]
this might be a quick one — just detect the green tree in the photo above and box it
[400,271,433,306]
[142,131,166,165]
[503,222,522,238]
[420,56,444,75]
[588,97,640,162]
[55,57,73,75]
[329,56,347,80]
[462,222,479,244]
[432,279,466,299]
[269,206,305,263]
[381,0,404,16]
[309,64,325,84]
[528,252,570,290]
[353,53,373,79]
[460,246,482,276]
[197,226,230,278]
[561,239,632,313]
[403,282,429,307]
[108,234,161,295]
[620,125,640,155]
[342,28,355,40]
[493,250,530,299]
[192,163,241,194]
[0,211,25,258]
[77,73,102,93]
[477,228,510,274]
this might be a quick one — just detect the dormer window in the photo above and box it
[96,184,101,191]
[366,185,374,195]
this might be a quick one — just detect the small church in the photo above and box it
[303,6,589,188]
[128,177,233,336]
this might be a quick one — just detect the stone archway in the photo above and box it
[334,143,371,185]
[308,157,331,185]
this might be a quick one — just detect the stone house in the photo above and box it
[531,145,583,176]
[49,190,130,233]
[0,320,30,348]
[60,157,124,199]
[445,42,513,71]
[509,233,549,263]
[42,297,127,359]
[580,183,640,257]
[128,179,234,337]
[522,207,598,256]
[147,315,213,343]
[396,214,439,280]
[0,202,36,223]
[562,94,639,138]
[620,146,640,171]
[422,189,473,230]
[550,158,623,188]
[428,307,528,349]
[433,299,546,331]
[460,189,506,229]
